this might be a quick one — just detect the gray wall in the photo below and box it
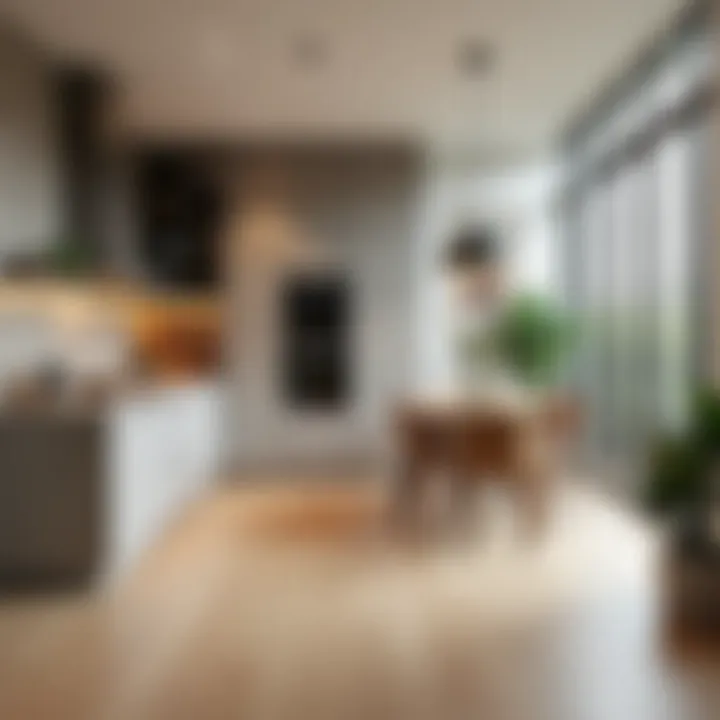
[0,25,61,262]
[222,147,423,472]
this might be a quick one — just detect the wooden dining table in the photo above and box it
[392,395,578,539]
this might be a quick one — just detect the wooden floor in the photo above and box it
[1,479,719,720]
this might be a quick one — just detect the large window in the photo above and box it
[561,11,712,474]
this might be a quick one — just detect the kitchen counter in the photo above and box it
[0,377,222,588]
[106,379,222,579]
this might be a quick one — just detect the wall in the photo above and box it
[0,25,61,262]
[223,148,422,472]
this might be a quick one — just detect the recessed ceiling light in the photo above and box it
[457,40,495,78]
[292,35,327,69]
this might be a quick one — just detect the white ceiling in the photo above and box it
[1,0,683,152]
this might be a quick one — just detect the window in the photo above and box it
[561,16,711,476]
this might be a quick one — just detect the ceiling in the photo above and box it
[1,0,683,152]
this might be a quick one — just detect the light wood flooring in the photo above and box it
[1,479,719,720]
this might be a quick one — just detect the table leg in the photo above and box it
[513,439,553,542]
[389,455,426,534]
[450,470,479,539]
[515,427,554,540]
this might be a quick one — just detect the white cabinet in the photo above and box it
[106,382,220,579]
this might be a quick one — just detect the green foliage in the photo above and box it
[690,389,720,453]
[490,294,576,387]
[47,235,94,276]
[643,436,705,515]
[643,389,720,515]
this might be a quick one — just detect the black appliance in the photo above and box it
[281,273,351,409]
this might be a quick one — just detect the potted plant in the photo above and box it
[488,293,576,390]
[643,389,720,516]
[644,389,720,640]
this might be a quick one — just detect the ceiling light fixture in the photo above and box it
[457,40,495,78]
[292,35,327,69]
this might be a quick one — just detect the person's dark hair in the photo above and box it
[444,225,500,269]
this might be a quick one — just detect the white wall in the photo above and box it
[223,151,560,470]
[0,26,61,261]
[223,150,422,472]
[413,156,560,393]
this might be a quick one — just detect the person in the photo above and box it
[445,224,524,405]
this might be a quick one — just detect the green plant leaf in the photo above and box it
[490,293,576,386]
